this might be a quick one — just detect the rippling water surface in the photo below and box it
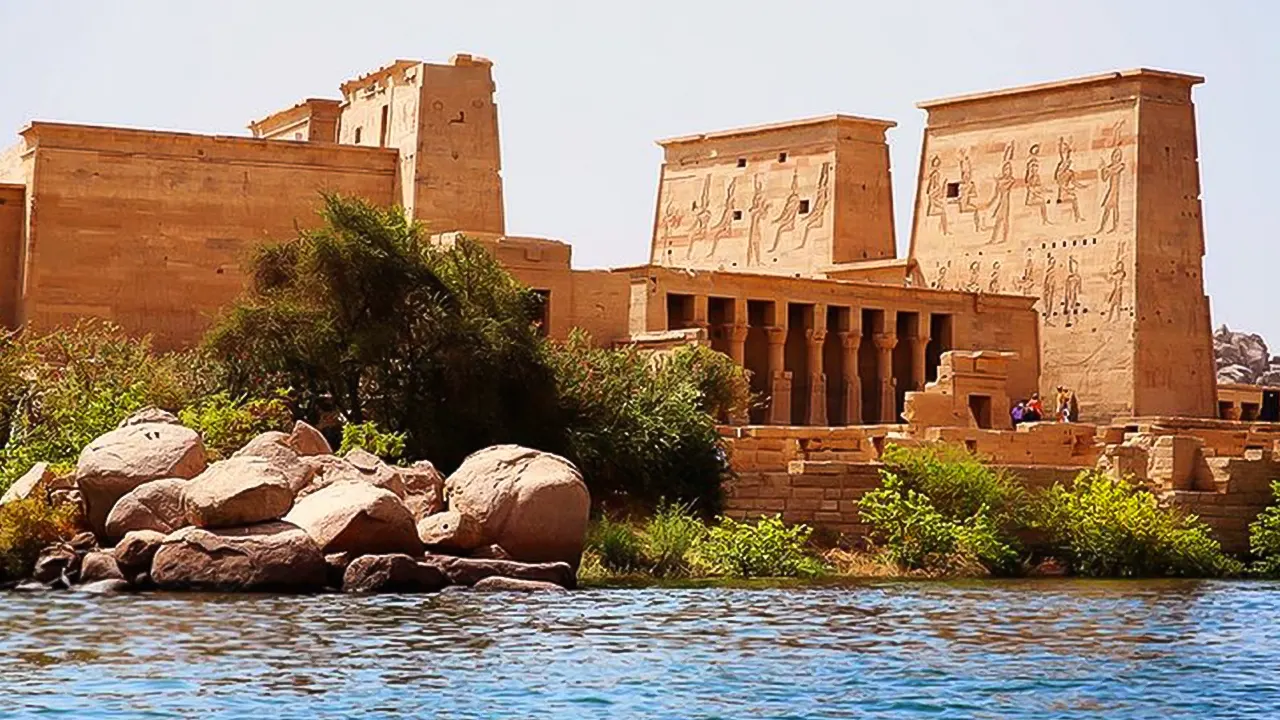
[2,580,1279,718]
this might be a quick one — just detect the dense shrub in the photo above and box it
[858,444,1024,575]
[1035,470,1242,577]
[642,502,708,577]
[207,193,563,473]
[0,495,80,581]
[177,392,293,460]
[695,515,825,578]
[1247,481,1280,577]
[585,515,645,573]
[0,321,223,495]
[551,333,748,512]
[338,421,407,462]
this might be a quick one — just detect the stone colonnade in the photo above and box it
[666,293,950,426]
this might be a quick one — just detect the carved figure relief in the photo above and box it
[1014,250,1036,296]
[963,261,981,293]
[933,261,951,290]
[1024,143,1051,225]
[659,198,684,265]
[1053,137,1087,223]
[746,175,768,267]
[768,170,801,252]
[1062,255,1082,326]
[706,177,737,257]
[799,162,831,248]
[925,155,950,235]
[686,175,712,258]
[1097,146,1125,234]
[1042,254,1059,322]
[988,261,1002,293]
[1105,242,1128,320]
[957,152,986,232]
[988,144,1016,243]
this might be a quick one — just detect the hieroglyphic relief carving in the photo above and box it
[963,260,981,293]
[957,151,985,231]
[685,175,712,258]
[988,261,1002,293]
[1097,120,1126,234]
[746,175,767,266]
[925,155,950,235]
[1041,253,1059,322]
[1105,241,1128,320]
[932,260,951,290]
[768,170,801,252]
[705,177,737,257]
[1053,137,1087,223]
[798,162,830,248]
[988,144,1016,243]
[1062,255,1082,326]
[1024,143,1051,225]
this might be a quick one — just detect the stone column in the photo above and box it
[805,328,828,426]
[874,332,898,423]
[727,324,749,366]
[766,326,791,425]
[839,331,862,425]
[910,333,931,391]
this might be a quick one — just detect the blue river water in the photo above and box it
[1,579,1278,719]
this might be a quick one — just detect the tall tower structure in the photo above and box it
[908,70,1216,421]
[337,54,505,235]
[650,115,896,277]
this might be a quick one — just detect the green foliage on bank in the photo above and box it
[0,495,80,581]
[582,504,825,580]
[859,444,1024,575]
[338,422,407,462]
[1248,480,1280,577]
[209,193,749,511]
[177,392,293,461]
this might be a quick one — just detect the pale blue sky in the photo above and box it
[1,0,1275,344]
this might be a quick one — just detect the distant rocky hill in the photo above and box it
[1215,325,1280,386]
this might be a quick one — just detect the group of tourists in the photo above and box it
[1011,386,1079,425]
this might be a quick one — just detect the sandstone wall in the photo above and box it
[0,184,23,327]
[909,71,1215,422]
[20,122,397,348]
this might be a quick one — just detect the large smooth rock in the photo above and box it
[182,456,294,529]
[402,461,445,521]
[104,477,189,539]
[445,445,590,567]
[284,481,421,556]
[0,462,54,506]
[416,510,483,552]
[79,551,124,583]
[76,422,207,536]
[114,530,166,574]
[341,554,448,593]
[285,421,332,457]
[297,455,407,499]
[151,521,327,592]
[472,576,566,593]
[420,554,576,589]
[233,432,316,493]
[117,407,180,428]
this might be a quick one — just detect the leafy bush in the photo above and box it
[551,334,748,512]
[585,515,645,573]
[207,194,563,473]
[338,421,407,462]
[1035,470,1242,577]
[0,495,80,581]
[1247,481,1280,577]
[858,444,1024,575]
[642,502,707,577]
[0,321,222,495]
[177,392,293,460]
[695,515,825,578]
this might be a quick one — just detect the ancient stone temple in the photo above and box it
[0,56,1229,427]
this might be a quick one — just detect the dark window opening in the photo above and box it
[666,293,696,331]
[736,158,747,168]
[732,209,743,220]
[353,126,363,144]
[945,182,960,198]
[778,152,788,163]
[379,105,390,147]
[799,199,811,214]
[968,394,993,429]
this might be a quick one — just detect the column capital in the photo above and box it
[873,332,898,351]
[838,330,861,351]
[728,323,750,343]
[766,326,787,344]
[804,328,828,345]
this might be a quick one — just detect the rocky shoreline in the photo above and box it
[3,409,590,595]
